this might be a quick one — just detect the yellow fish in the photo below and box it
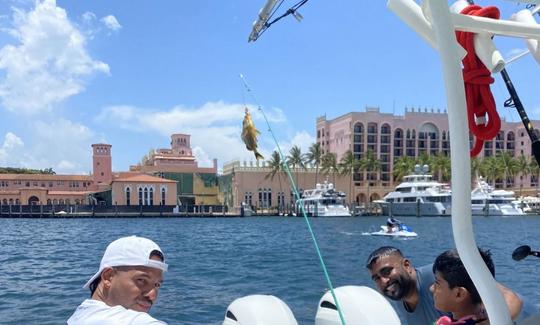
[242,107,264,160]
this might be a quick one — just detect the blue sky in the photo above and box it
[0,0,538,174]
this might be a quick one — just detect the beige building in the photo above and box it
[0,144,178,206]
[130,133,220,205]
[220,160,360,210]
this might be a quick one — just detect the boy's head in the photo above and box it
[430,248,494,313]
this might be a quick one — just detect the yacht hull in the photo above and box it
[381,202,451,217]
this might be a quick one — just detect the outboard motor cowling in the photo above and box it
[315,285,401,325]
[223,294,298,325]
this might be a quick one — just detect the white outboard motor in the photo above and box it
[315,285,401,325]
[223,294,298,325]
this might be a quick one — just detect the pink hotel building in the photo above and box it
[223,106,540,208]
[318,106,539,192]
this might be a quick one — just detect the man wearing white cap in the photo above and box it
[68,236,168,324]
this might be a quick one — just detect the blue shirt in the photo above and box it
[391,264,446,325]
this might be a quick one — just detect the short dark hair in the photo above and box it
[89,249,165,296]
[432,248,495,305]
[366,246,403,269]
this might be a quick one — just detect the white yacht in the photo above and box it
[471,177,524,216]
[297,181,351,217]
[381,165,452,217]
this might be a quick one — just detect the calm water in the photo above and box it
[1,216,539,324]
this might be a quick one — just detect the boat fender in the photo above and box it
[222,294,298,325]
[315,285,401,325]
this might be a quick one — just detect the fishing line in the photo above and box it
[239,73,347,325]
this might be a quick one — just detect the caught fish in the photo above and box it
[241,107,264,160]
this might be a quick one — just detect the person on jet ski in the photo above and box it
[386,217,402,233]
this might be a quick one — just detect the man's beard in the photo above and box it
[383,275,413,301]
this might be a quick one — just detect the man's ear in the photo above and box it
[402,258,412,270]
[100,267,115,288]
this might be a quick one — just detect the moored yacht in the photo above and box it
[297,180,351,217]
[471,177,524,216]
[381,165,452,216]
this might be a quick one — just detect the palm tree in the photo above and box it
[265,150,284,209]
[360,150,381,208]
[516,154,532,196]
[393,156,415,182]
[339,150,359,204]
[496,151,519,188]
[287,145,306,188]
[482,156,504,186]
[417,151,432,167]
[530,159,540,195]
[470,156,482,184]
[321,152,340,184]
[305,143,323,186]
[431,153,451,182]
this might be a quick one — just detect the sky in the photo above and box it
[0,0,538,175]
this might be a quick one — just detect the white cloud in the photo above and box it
[0,132,24,165]
[101,15,121,31]
[0,0,109,114]
[0,119,97,174]
[96,101,296,167]
[276,130,316,157]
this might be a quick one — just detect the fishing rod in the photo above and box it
[465,0,540,166]
[248,0,311,42]
[239,74,347,325]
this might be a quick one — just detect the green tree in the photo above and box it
[359,150,381,208]
[287,145,306,188]
[339,150,359,204]
[529,159,540,195]
[393,156,415,182]
[497,151,519,187]
[516,154,532,196]
[321,152,340,184]
[265,150,284,208]
[431,153,451,182]
[305,143,322,186]
[470,156,482,184]
[481,156,504,186]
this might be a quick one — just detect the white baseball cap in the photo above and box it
[83,235,168,289]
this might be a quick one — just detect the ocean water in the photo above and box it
[0,216,539,324]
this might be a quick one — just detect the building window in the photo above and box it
[144,188,149,206]
[139,188,143,205]
[244,192,253,207]
[126,187,131,206]
[149,188,154,206]
[161,188,166,205]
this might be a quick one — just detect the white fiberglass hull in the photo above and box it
[471,204,525,216]
[381,202,451,217]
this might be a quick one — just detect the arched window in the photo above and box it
[138,187,143,205]
[53,199,58,205]
[8,199,13,205]
[161,188,166,205]
[3,199,8,205]
[59,199,64,205]
[15,199,20,205]
[65,199,70,205]
[75,199,80,205]
[47,199,52,205]
[126,187,131,206]
[144,188,148,206]
[149,188,154,206]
